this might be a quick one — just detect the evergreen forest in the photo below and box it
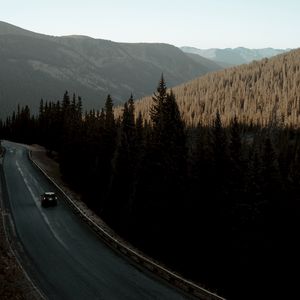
[132,49,300,127]
[1,76,299,300]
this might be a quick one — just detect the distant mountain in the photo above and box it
[0,21,222,117]
[133,48,300,127]
[181,46,289,66]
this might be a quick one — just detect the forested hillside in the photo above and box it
[132,48,300,126]
[1,76,300,299]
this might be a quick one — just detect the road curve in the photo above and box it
[1,141,190,300]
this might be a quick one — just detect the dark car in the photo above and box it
[40,192,58,207]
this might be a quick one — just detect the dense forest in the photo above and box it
[129,48,300,127]
[1,77,300,299]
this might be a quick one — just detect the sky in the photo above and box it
[1,0,299,49]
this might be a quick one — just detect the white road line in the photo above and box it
[15,160,69,250]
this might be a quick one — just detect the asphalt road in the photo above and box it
[1,141,190,300]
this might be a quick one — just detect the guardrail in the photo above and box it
[28,150,225,300]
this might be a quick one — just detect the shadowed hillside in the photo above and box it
[0,21,222,117]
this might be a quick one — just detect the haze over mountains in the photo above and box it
[0,21,222,117]
[181,46,289,66]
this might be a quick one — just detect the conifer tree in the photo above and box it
[150,74,167,134]
[105,94,115,129]
[261,136,282,201]
[228,116,244,202]
[134,77,187,255]
[62,90,70,111]
[106,97,137,232]
[94,94,117,212]
[209,110,231,252]
[211,110,229,193]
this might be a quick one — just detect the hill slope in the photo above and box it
[133,48,300,126]
[0,21,222,117]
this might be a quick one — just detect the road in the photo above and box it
[1,141,190,300]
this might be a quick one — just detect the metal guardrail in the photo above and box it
[28,150,225,300]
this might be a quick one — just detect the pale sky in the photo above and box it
[1,0,299,49]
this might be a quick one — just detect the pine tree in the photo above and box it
[211,110,229,194]
[128,93,135,129]
[228,115,244,203]
[76,96,83,120]
[209,110,231,254]
[134,77,187,257]
[105,94,115,129]
[106,97,137,232]
[261,136,282,200]
[93,94,117,212]
[62,90,70,111]
[150,74,167,134]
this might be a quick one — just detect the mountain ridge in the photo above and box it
[0,21,223,117]
[0,20,51,39]
[181,46,289,66]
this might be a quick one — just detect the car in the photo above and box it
[40,192,58,207]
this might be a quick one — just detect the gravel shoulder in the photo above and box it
[0,208,31,300]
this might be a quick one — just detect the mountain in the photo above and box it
[0,21,47,38]
[132,48,300,127]
[0,21,222,117]
[181,46,289,66]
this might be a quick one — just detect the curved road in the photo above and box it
[1,141,190,300]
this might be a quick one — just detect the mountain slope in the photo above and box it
[0,21,47,38]
[132,48,300,126]
[184,53,223,72]
[0,21,222,117]
[181,46,289,66]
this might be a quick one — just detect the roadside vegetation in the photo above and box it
[0,214,28,299]
[1,76,300,299]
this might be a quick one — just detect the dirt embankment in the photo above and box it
[0,212,32,300]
